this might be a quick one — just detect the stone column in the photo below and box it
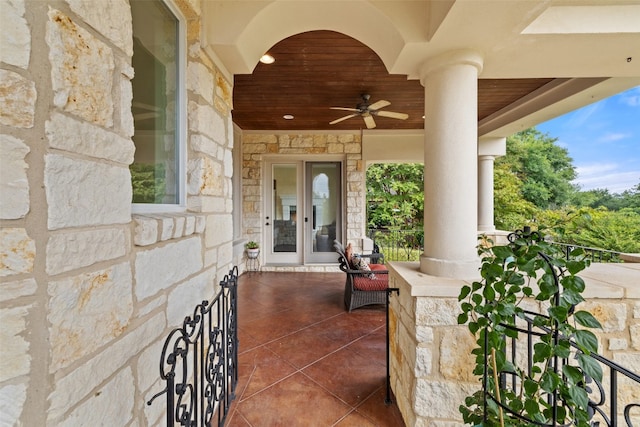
[419,50,483,279]
[477,137,506,232]
[478,155,496,232]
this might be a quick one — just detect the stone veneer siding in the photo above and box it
[0,0,240,425]
[388,262,640,426]
[241,132,366,271]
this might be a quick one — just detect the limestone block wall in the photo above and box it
[241,132,366,270]
[388,263,640,426]
[0,0,236,425]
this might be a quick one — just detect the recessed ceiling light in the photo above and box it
[283,114,294,120]
[260,54,275,64]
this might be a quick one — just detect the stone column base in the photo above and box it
[419,255,480,280]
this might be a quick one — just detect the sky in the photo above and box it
[536,85,640,194]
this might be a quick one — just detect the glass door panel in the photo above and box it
[266,163,302,264]
[306,162,341,263]
[272,164,298,253]
[264,160,342,265]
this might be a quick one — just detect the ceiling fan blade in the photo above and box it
[363,113,376,129]
[375,110,409,120]
[368,100,390,111]
[330,114,358,125]
[330,107,360,112]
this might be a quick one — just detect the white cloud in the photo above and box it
[597,132,632,143]
[619,86,640,107]
[573,165,640,193]
[565,102,602,128]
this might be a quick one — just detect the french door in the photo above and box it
[265,159,342,264]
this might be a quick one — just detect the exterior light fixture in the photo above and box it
[283,115,294,120]
[260,54,275,64]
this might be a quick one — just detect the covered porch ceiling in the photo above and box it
[204,1,640,136]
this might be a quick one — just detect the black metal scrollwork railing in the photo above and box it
[147,266,239,427]
[484,229,639,426]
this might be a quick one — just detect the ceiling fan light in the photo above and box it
[283,114,294,120]
[260,54,275,64]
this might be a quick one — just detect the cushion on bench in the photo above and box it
[353,274,388,291]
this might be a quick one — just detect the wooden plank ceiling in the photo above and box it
[232,31,554,131]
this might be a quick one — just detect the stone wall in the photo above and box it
[0,0,236,425]
[388,262,640,426]
[241,132,365,270]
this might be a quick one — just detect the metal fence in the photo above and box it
[552,242,623,263]
[367,228,424,261]
[484,231,639,426]
[367,228,624,263]
[147,266,239,427]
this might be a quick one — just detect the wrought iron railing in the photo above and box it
[483,231,639,426]
[367,228,423,261]
[147,266,239,427]
[551,242,623,263]
[494,309,640,426]
[367,228,625,263]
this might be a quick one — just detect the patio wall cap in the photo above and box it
[620,253,640,263]
[387,261,639,299]
[387,261,474,298]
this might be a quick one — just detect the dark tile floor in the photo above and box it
[227,272,406,427]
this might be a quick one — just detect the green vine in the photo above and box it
[458,230,603,426]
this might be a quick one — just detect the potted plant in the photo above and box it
[245,241,260,259]
[458,228,602,426]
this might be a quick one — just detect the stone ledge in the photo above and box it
[388,261,639,299]
[621,253,640,263]
[133,213,205,246]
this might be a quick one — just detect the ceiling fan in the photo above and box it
[329,94,409,129]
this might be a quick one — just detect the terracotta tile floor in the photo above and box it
[227,272,406,427]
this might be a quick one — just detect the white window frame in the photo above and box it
[131,0,187,214]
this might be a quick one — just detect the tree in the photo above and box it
[366,163,424,229]
[494,163,539,231]
[496,129,577,209]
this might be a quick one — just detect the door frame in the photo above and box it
[263,155,345,265]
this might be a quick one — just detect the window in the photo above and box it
[130,0,185,210]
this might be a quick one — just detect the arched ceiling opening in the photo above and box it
[203,1,640,133]
[232,31,555,131]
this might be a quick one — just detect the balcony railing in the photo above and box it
[551,242,623,263]
[147,266,239,427]
[481,230,639,425]
[367,228,624,263]
[367,228,423,261]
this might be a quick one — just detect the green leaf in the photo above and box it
[458,312,468,325]
[538,274,557,297]
[483,285,496,301]
[567,385,589,410]
[492,245,513,260]
[459,285,471,301]
[574,329,599,354]
[562,275,586,293]
[566,260,586,275]
[548,305,569,322]
[525,398,540,416]
[540,370,560,393]
[523,378,538,396]
[574,310,602,329]
[472,293,483,305]
[560,289,584,306]
[577,353,603,382]
[554,339,571,358]
[562,365,584,385]
[533,342,552,362]
[468,321,479,334]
